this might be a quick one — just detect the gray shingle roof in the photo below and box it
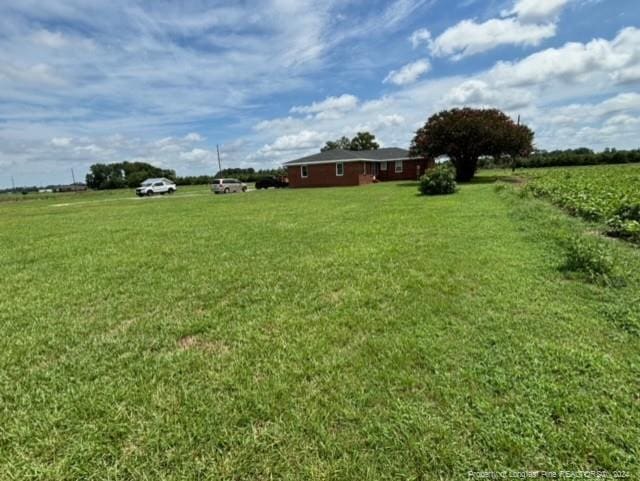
[284,147,415,165]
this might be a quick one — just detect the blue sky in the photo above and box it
[1,0,639,187]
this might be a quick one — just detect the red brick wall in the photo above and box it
[376,158,434,181]
[288,161,364,188]
[287,158,435,188]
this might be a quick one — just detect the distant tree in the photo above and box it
[411,108,534,182]
[321,136,352,152]
[86,163,126,190]
[349,132,380,151]
[321,132,380,152]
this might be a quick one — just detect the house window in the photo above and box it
[336,162,344,176]
[380,161,387,171]
[301,165,308,178]
[395,160,403,173]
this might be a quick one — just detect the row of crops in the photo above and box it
[523,164,640,243]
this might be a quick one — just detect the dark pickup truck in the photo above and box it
[255,176,289,189]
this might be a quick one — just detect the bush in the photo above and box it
[606,203,640,243]
[561,237,616,284]
[419,166,457,196]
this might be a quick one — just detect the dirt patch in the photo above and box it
[178,335,230,355]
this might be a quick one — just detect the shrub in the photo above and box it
[419,166,457,196]
[561,237,615,283]
[606,203,640,243]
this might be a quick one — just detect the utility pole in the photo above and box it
[216,144,222,175]
[71,168,76,185]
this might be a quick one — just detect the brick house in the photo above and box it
[284,148,434,188]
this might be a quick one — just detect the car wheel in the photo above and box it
[242,186,247,192]
[147,190,153,196]
[224,188,230,194]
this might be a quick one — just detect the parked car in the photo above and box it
[255,176,289,189]
[211,178,247,194]
[136,178,176,196]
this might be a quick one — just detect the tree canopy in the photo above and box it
[410,108,534,182]
[321,132,380,152]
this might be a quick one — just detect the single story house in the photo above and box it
[284,148,434,188]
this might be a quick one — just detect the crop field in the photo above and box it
[523,164,640,241]
[1,176,639,479]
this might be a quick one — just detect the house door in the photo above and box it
[416,164,421,179]
[371,162,378,177]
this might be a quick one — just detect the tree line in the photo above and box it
[86,162,177,190]
[85,162,287,189]
[477,147,640,169]
[175,168,286,185]
[520,148,640,168]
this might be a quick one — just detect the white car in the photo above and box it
[136,178,177,197]
[211,178,247,194]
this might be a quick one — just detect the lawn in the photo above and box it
[0,176,638,479]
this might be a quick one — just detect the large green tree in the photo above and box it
[410,108,534,182]
[321,132,380,152]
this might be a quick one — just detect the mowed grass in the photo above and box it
[1,178,639,479]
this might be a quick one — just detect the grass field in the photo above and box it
[1,175,639,479]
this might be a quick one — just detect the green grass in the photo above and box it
[1,177,639,479]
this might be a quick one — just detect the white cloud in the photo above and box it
[410,28,432,49]
[183,132,203,142]
[354,114,406,133]
[553,93,640,119]
[505,0,572,22]
[611,66,640,84]
[443,79,534,109]
[258,130,327,156]
[487,27,640,88]
[428,0,575,59]
[180,148,213,163]
[51,137,72,147]
[384,59,431,86]
[431,18,556,59]
[0,63,66,86]
[290,94,359,115]
[605,114,639,127]
[32,30,68,48]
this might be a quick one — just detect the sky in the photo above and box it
[1,0,639,187]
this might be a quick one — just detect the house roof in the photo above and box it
[284,147,416,165]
